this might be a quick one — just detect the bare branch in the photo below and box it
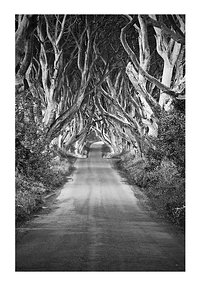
[56,15,67,45]
[120,20,184,97]
[145,15,185,44]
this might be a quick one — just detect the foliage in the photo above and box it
[15,174,46,222]
[15,89,74,224]
[118,153,147,187]
[145,160,185,228]
[116,109,185,228]
[144,109,185,227]
[15,156,72,224]
[101,144,111,158]
[116,154,185,228]
[145,109,185,176]
[15,14,185,229]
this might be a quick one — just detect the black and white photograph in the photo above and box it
[4,0,200,283]
[14,12,186,272]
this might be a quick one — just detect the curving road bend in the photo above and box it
[16,142,185,271]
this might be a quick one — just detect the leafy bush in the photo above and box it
[15,156,72,224]
[143,110,185,227]
[145,160,185,228]
[15,89,75,224]
[118,152,147,187]
[145,109,185,176]
[115,109,185,228]
[16,174,46,222]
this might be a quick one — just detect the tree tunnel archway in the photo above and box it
[15,14,185,159]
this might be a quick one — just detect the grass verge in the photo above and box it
[112,152,185,231]
[15,156,76,226]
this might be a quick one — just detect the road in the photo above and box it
[16,142,185,271]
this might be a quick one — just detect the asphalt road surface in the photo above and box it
[16,142,185,271]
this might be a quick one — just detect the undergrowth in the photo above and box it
[114,109,185,229]
[15,155,75,225]
[15,91,76,225]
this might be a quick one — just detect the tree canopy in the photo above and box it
[15,14,185,160]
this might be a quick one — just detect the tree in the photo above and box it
[15,14,185,161]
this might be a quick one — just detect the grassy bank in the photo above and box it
[15,154,76,226]
[112,152,185,230]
